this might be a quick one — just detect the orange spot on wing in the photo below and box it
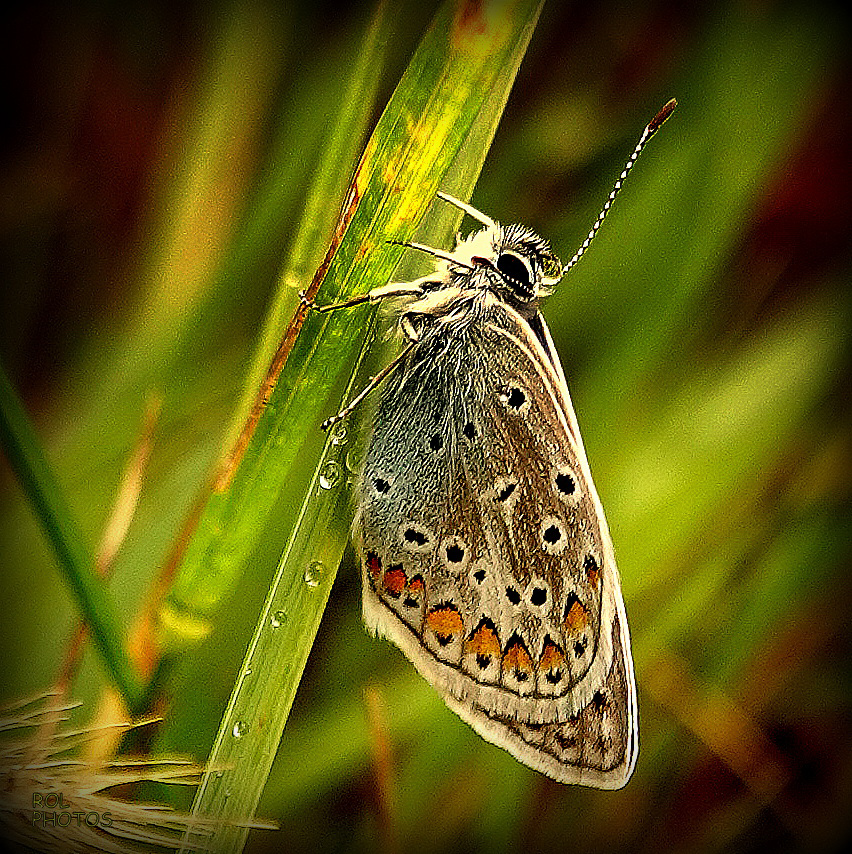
[426,605,464,638]
[584,555,601,588]
[382,566,407,597]
[366,551,382,580]
[465,621,501,657]
[564,599,589,632]
[408,574,424,593]
[502,637,533,674]
[539,639,566,670]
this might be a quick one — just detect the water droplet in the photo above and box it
[345,448,362,474]
[319,459,341,490]
[232,721,249,739]
[304,560,324,588]
[270,609,287,628]
[331,423,348,446]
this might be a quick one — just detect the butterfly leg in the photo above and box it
[321,341,416,431]
[304,277,433,430]
[299,276,434,314]
[435,191,495,228]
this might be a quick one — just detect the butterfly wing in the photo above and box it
[446,613,635,788]
[357,293,637,788]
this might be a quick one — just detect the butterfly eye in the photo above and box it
[539,251,563,284]
[495,251,534,297]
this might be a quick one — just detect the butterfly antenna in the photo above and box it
[388,239,474,271]
[563,98,676,275]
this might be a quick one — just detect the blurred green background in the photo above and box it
[1,1,851,852]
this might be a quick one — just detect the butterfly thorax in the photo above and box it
[400,223,563,340]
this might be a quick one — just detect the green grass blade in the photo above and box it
[178,364,361,853]
[177,0,543,847]
[0,362,145,711]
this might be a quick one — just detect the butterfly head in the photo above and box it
[468,223,563,309]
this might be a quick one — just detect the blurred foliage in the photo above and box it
[1,1,850,854]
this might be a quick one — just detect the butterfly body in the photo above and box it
[354,214,638,788]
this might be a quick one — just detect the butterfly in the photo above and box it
[306,100,675,788]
